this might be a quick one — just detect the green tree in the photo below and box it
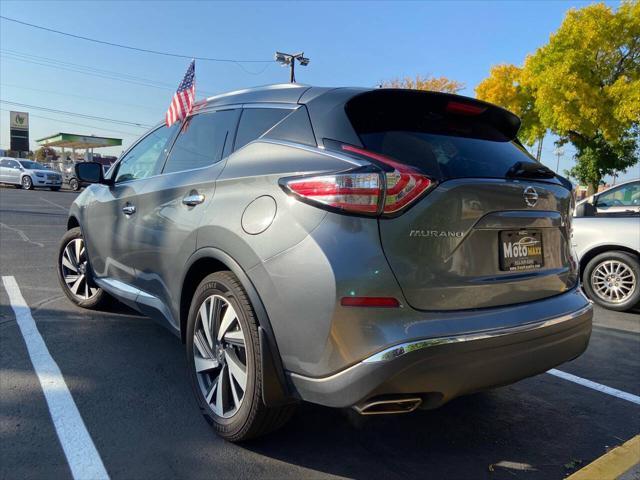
[523,1,639,192]
[34,146,58,162]
[475,64,546,158]
[381,74,465,93]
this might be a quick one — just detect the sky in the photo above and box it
[0,0,637,183]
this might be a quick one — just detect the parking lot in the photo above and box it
[1,186,638,479]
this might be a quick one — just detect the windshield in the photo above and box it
[18,160,45,170]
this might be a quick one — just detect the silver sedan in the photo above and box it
[573,179,640,311]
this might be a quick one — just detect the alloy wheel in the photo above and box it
[60,238,99,300]
[591,259,636,304]
[193,294,248,418]
[22,176,32,189]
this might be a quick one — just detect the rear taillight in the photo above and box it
[341,145,433,214]
[284,171,381,214]
[281,145,433,216]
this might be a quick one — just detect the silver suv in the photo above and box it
[0,158,62,190]
[57,85,593,441]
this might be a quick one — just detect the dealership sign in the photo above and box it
[9,111,29,152]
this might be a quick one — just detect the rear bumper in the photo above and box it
[288,301,593,408]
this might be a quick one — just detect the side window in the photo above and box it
[597,182,640,208]
[163,110,239,174]
[234,108,291,151]
[7,160,19,168]
[115,124,179,183]
[0,160,8,167]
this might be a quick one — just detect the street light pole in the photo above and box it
[274,51,310,83]
[554,146,565,173]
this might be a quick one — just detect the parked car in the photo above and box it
[573,179,640,311]
[64,162,112,191]
[57,85,593,441]
[0,157,62,190]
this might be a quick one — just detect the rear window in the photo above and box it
[358,131,536,180]
[345,90,537,180]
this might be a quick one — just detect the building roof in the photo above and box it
[36,133,122,149]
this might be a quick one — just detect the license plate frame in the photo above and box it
[499,230,544,272]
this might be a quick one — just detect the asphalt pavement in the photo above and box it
[1,186,639,480]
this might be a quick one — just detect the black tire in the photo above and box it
[186,271,294,441]
[583,251,640,312]
[21,176,33,190]
[50,187,61,191]
[56,227,107,309]
[69,178,80,191]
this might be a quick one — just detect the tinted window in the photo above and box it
[234,108,291,150]
[597,182,640,207]
[115,124,179,183]
[163,110,238,174]
[0,159,9,167]
[346,91,536,180]
[358,131,536,180]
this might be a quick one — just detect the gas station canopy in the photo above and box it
[36,132,122,149]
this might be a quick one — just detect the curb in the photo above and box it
[567,435,640,480]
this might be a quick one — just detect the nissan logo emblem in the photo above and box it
[523,186,539,207]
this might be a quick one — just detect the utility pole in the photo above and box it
[554,146,565,173]
[274,51,310,83]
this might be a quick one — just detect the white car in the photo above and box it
[0,157,63,190]
[573,179,640,311]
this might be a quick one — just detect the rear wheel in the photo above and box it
[186,271,293,441]
[21,176,33,190]
[69,178,80,191]
[57,227,106,309]
[583,251,640,311]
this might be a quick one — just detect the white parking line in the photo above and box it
[548,369,640,405]
[39,197,69,211]
[1,276,109,480]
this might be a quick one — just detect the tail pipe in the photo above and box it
[353,396,422,415]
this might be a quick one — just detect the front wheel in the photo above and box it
[583,251,640,311]
[186,271,293,441]
[69,178,80,191]
[56,227,106,309]
[21,176,33,190]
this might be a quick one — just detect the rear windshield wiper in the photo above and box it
[506,161,555,179]
[506,161,573,190]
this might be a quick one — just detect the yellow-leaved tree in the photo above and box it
[475,64,546,159]
[381,75,465,94]
[523,1,639,192]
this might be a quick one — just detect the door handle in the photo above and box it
[182,192,205,207]
[122,204,136,215]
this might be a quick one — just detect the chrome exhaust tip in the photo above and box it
[353,397,422,415]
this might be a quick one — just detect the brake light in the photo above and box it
[281,146,433,216]
[446,101,486,116]
[284,172,381,214]
[341,145,433,214]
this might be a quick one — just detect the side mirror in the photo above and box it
[575,201,596,217]
[75,162,107,184]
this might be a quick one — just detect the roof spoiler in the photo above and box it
[346,89,522,141]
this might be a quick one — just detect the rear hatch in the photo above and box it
[345,90,577,310]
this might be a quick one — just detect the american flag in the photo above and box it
[165,60,196,127]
